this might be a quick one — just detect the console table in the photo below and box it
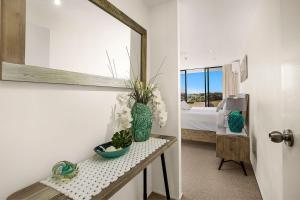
[8,134,176,200]
[216,128,250,176]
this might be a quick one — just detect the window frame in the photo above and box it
[180,66,222,107]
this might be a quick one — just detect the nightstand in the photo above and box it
[216,128,250,176]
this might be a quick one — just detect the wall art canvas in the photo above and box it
[240,55,248,82]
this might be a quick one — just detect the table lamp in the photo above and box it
[225,96,247,133]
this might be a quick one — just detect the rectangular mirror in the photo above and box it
[0,0,147,88]
[26,0,141,80]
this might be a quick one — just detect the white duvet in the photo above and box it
[181,107,220,132]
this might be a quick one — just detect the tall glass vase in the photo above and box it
[131,103,152,142]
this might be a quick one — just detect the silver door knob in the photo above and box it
[269,129,294,147]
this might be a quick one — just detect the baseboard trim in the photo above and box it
[152,190,182,200]
[250,158,264,199]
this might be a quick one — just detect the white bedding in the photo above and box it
[181,107,219,132]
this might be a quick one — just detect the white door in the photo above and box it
[281,0,300,199]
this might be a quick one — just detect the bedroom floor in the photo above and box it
[181,140,262,200]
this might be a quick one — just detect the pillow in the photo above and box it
[181,101,191,110]
[216,99,226,112]
[217,110,225,128]
[217,109,230,128]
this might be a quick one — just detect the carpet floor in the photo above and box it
[180,140,262,200]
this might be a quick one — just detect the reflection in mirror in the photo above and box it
[25,0,141,80]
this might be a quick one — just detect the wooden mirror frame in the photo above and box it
[0,0,147,88]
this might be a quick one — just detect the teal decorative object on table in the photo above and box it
[94,130,132,158]
[94,141,131,159]
[114,69,168,143]
[131,103,153,142]
[228,111,244,133]
[52,161,78,180]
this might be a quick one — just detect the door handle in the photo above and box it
[269,129,294,147]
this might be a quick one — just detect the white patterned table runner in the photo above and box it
[41,137,168,200]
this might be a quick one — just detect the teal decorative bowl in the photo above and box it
[94,142,131,159]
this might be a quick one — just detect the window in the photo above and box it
[186,69,205,107]
[208,67,223,107]
[180,67,223,107]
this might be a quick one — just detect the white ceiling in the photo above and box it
[144,0,170,8]
[180,0,260,69]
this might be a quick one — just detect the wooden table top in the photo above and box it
[8,134,177,200]
[216,128,248,137]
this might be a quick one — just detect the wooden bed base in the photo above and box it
[182,128,216,143]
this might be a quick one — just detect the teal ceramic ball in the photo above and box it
[228,111,244,133]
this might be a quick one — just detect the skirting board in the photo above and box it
[181,129,216,143]
[151,190,182,200]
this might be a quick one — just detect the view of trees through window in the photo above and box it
[181,67,223,107]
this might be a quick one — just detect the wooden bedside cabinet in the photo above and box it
[216,128,250,175]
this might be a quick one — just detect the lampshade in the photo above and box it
[225,96,247,111]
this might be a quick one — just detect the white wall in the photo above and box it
[240,0,283,199]
[149,1,182,199]
[26,23,50,67]
[179,0,257,69]
[0,0,150,199]
[26,0,139,79]
[179,0,286,199]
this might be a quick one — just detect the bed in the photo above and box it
[181,94,249,144]
[181,107,222,143]
[181,107,219,131]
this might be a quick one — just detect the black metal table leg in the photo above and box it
[240,161,247,176]
[218,158,248,176]
[218,158,225,170]
[161,153,171,200]
[143,168,147,200]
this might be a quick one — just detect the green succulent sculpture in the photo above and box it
[52,161,78,180]
[112,129,133,149]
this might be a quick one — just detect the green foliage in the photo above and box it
[112,130,133,148]
[125,56,166,105]
[126,77,155,105]
[187,92,222,102]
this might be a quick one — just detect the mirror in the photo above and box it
[25,0,141,81]
[0,0,146,88]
